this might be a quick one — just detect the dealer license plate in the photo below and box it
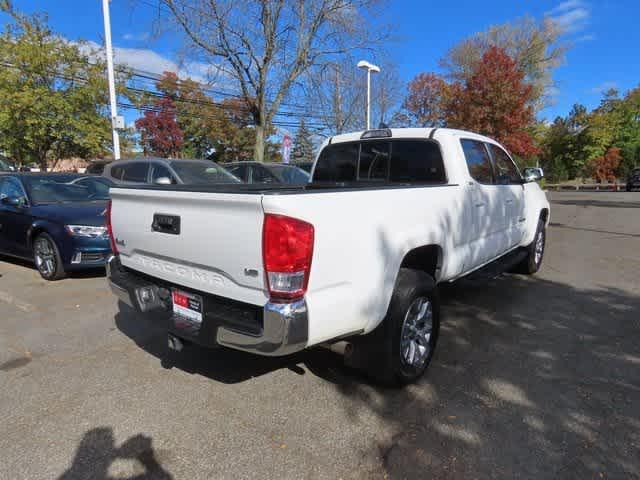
[171,290,203,324]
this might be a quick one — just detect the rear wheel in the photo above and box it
[33,233,66,281]
[368,268,440,385]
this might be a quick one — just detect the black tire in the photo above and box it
[627,185,632,192]
[514,219,546,275]
[33,233,66,281]
[360,268,440,386]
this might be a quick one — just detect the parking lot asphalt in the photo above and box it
[1,191,639,480]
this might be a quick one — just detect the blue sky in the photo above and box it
[3,0,639,124]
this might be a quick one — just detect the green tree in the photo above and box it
[0,4,112,169]
[291,120,314,163]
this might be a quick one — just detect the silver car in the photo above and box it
[103,158,241,186]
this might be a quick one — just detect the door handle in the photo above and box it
[474,203,486,208]
[505,199,514,204]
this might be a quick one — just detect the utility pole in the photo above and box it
[333,64,343,134]
[102,0,121,160]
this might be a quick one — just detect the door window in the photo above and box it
[487,144,521,185]
[121,163,150,183]
[461,139,494,184]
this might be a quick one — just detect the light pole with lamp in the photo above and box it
[357,60,380,130]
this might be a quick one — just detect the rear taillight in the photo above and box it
[106,199,118,255]
[263,214,314,301]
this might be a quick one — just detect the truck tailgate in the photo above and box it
[109,188,268,305]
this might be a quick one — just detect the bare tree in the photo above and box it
[162,0,384,161]
[304,57,365,135]
[371,62,403,128]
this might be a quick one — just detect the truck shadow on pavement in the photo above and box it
[316,275,640,479]
[58,427,172,479]
[114,303,308,384]
[114,274,640,478]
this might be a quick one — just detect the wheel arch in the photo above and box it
[399,244,443,283]
[540,207,550,225]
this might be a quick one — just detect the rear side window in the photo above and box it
[314,140,445,184]
[487,144,521,185]
[461,139,493,184]
[122,163,149,183]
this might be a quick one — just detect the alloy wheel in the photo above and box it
[400,296,434,367]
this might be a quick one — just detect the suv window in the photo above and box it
[227,164,248,182]
[109,165,124,180]
[121,163,150,183]
[0,177,25,199]
[86,162,107,175]
[461,139,493,184]
[151,164,176,184]
[487,144,521,185]
[314,140,446,184]
[251,164,278,183]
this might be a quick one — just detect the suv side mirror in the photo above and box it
[1,195,27,207]
[523,167,543,183]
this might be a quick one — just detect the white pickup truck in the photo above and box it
[106,128,549,384]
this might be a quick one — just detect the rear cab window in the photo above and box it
[313,140,446,184]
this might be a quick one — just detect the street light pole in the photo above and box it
[357,60,380,130]
[102,0,121,160]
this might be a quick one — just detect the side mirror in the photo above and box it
[153,176,173,185]
[1,195,26,207]
[523,167,543,183]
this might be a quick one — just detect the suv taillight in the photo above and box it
[106,200,118,255]
[263,214,314,301]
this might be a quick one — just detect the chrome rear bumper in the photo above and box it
[106,256,308,356]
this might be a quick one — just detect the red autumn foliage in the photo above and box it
[135,96,184,158]
[445,46,538,157]
[590,147,622,183]
[403,73,448,127]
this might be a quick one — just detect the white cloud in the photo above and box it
[122,32,151,42]
[547,0,590,33]
[589,81,618,94]
[81,40,218,83]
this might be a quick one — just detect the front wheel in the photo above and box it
[514,219,546,275]
[33,233,66,281]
